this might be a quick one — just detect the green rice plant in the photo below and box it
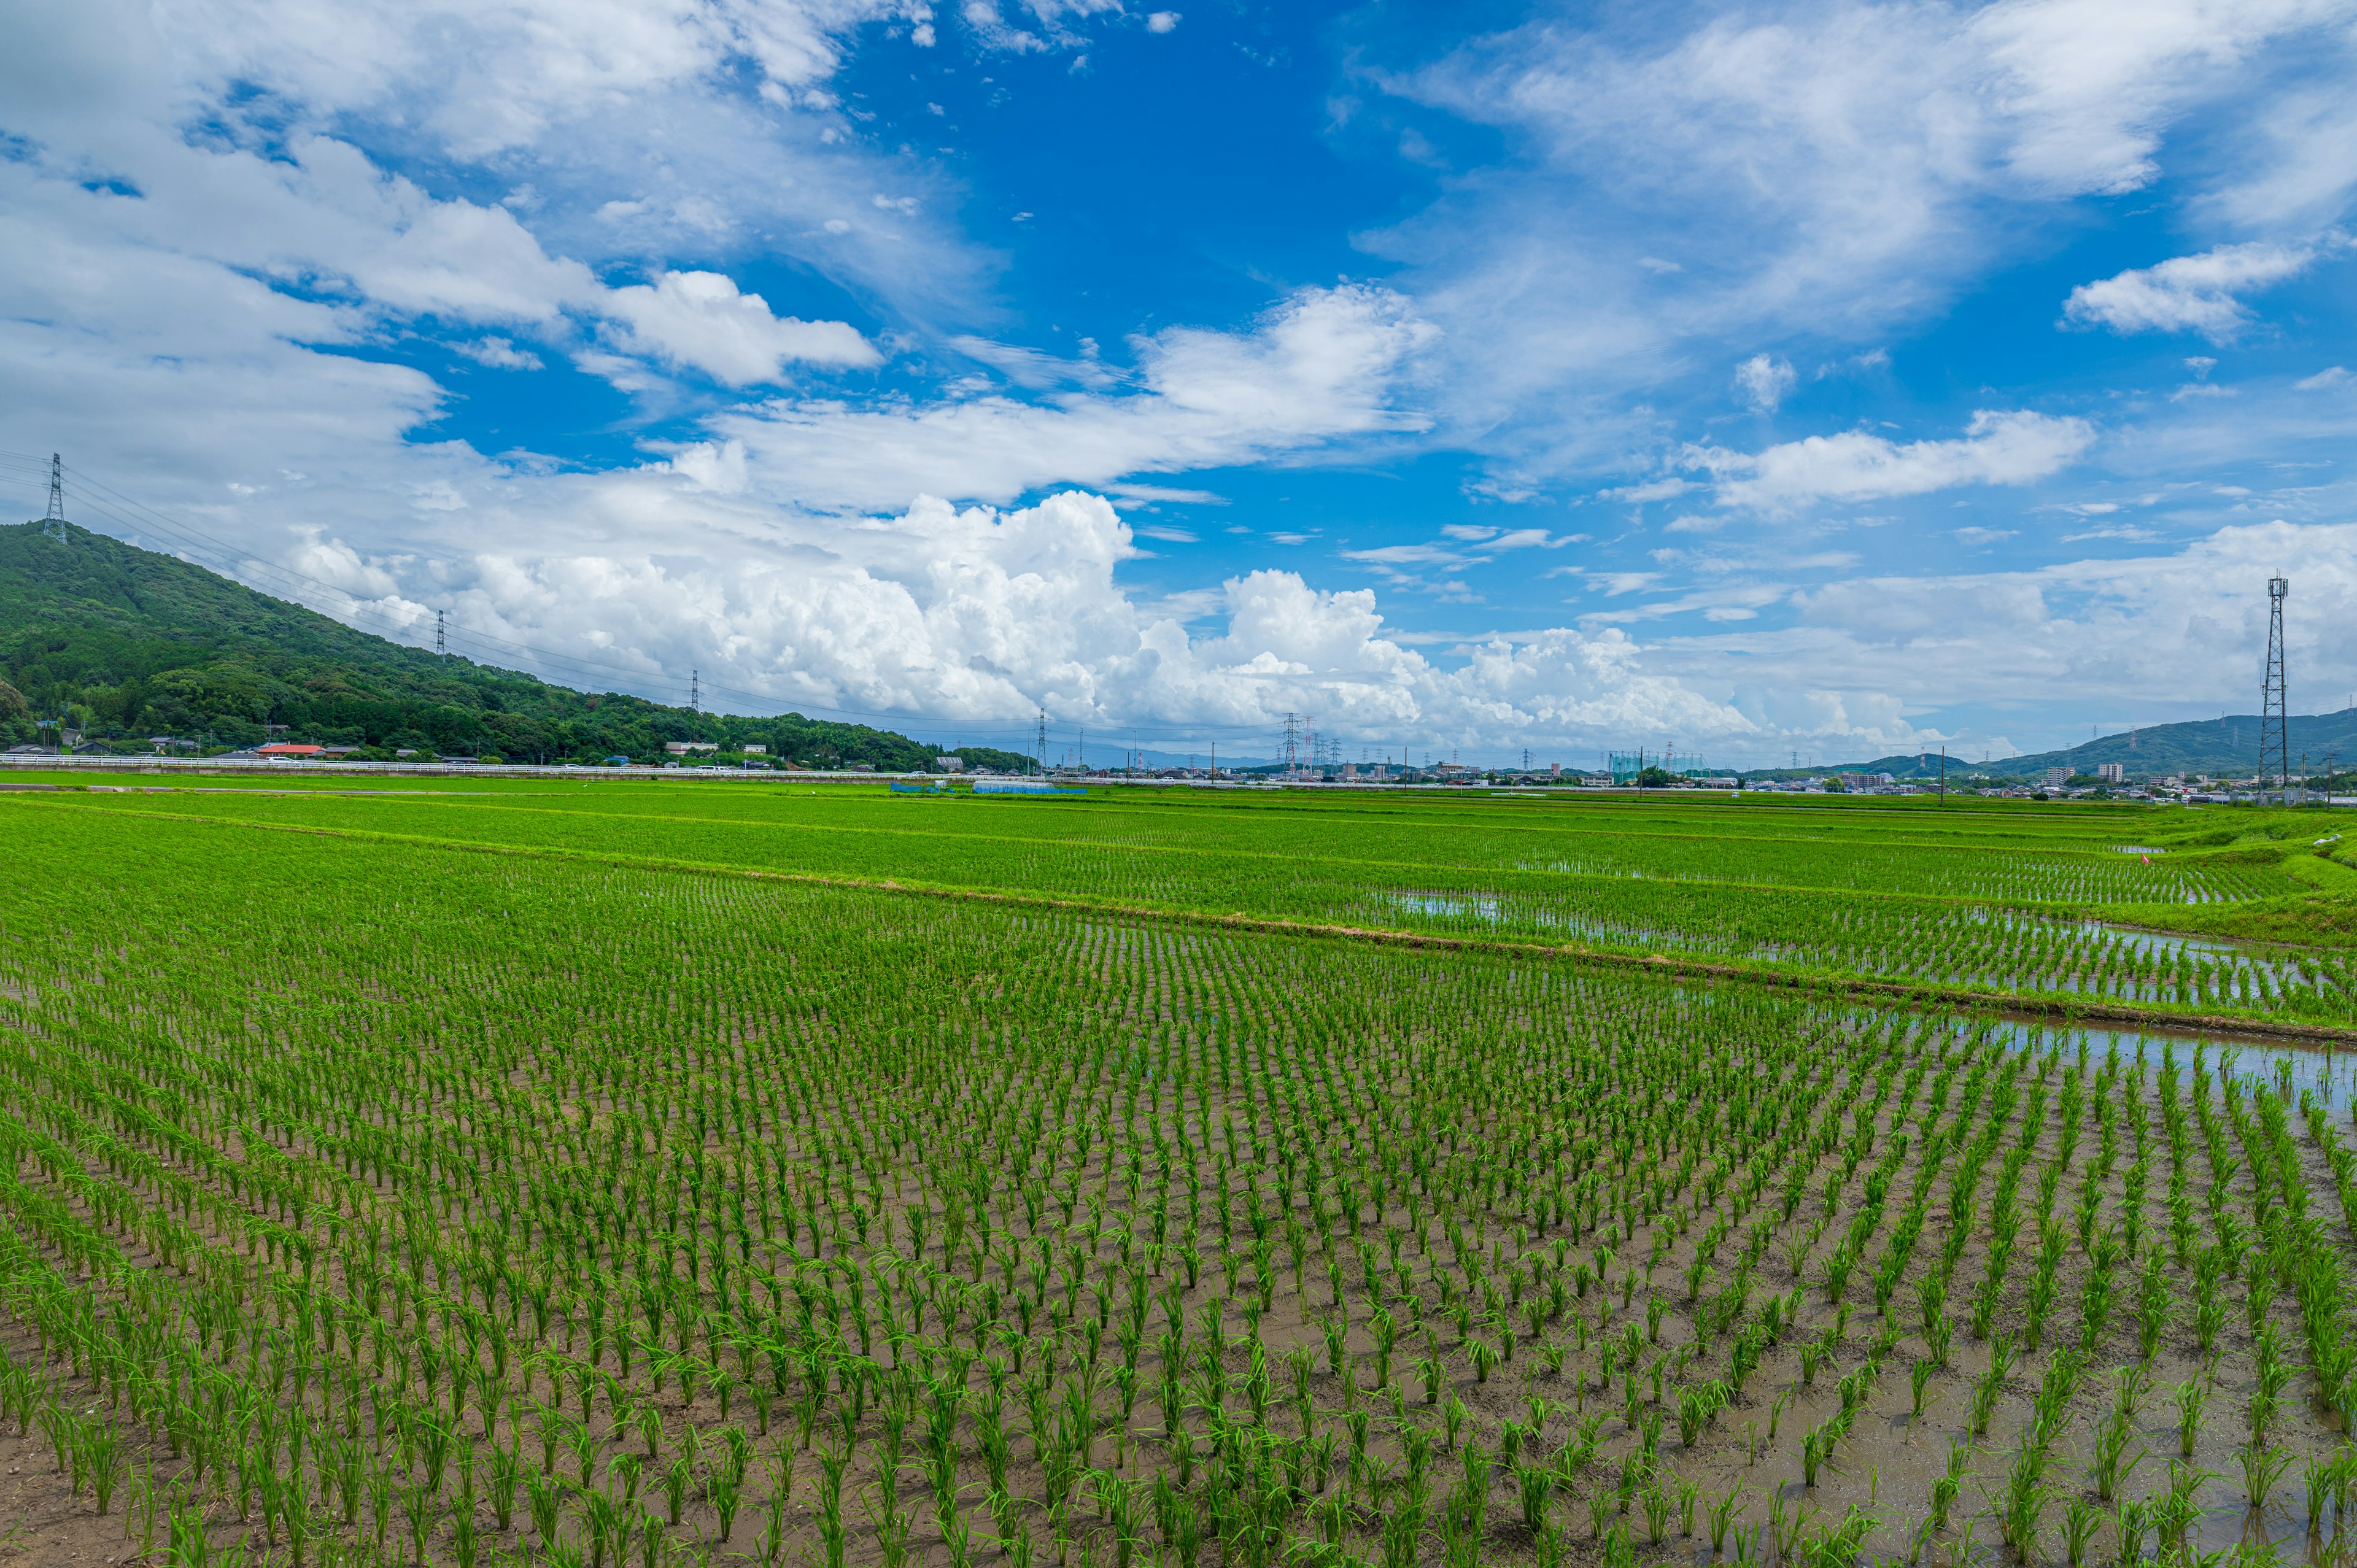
[1707,1482,1745,1553]
[2113,1497,2150,1566]
[80,1418,126,1515]
[2088,1410,2145,1504]
[2173,1380,2207,1458]
[1641,1482,1670,1545]
[1911,1358,1938,1419]
[2239,1442,2293,1513]
[2304,1453,2334,1542]
[1929,1437,1968,1530]
[2062,1496,2102,1568]
[1984,1436,2056,1564]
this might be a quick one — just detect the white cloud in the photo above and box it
[948,334,1119,390]
[2062,241,2318,341]
[1734,353,1797,412]
[600,271,880,384]
[1726,519,2357,713]
[452,336,544,371]
[707,284,1438,509]
[1368,0,2357,491]
[1147,12,1181,34]
[2297,365,2351,389]
[1686,410,2096,510]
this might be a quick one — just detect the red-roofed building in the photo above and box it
[257,743,324,758]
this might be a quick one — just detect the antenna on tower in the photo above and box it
[690,670,700,713]
[435,609,446,656]
[41,454,65,541]
[2261,575,2290,804]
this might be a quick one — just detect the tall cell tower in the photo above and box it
[42,454,66,541]
[2261,576,2290,803]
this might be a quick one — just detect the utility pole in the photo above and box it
[435,609,446,656]
[2261,576,2290,806]
[41,455,66,541]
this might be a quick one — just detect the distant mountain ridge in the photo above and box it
[0,520,1034,770]
[1767,710,2357,782]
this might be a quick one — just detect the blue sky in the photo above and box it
[4,0,2356,767]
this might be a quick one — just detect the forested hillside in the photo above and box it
[0,521,1032,768]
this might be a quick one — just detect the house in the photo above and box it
[257,743,325,759]
[665,741,719,754]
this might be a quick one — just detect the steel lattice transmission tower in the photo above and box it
[42,454,66,541]
[2261,575,2290,803]
[1034,709,1048,773]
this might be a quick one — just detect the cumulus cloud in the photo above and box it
[198,466,1766,752]
[1734,354,1796,412]
[2062,241,2320,341]
[600,271,879,384]
[1685,411,2096,510]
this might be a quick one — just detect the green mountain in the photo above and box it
[0,520,1034,771]
[1759,713,2357,784]
[1967,713,2357,781]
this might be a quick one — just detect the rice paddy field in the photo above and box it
[2,776,2356,1568]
